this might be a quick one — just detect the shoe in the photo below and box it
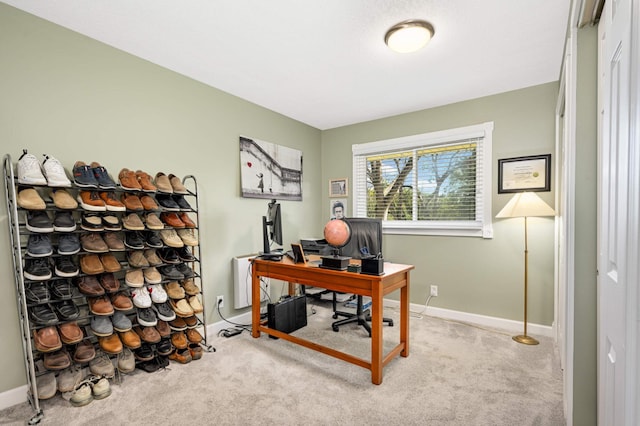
[90,315,113,336]
[159,265,185,280]
[24,258,52,281]
[99,273,121,293]
[92,377,112,400]
[118,347,136,373]
[159,229,184,248]
[99,191,126,211]
[134,342,155,361]
[147,284,167,303]
[90,162,117,189]
[134,325,161,344]
[26,281,50,304]
[144,231,163,248]
[57,321,83,344]
[165,281,186,299]
[53,211,77,232]
[156,193,180,211]
[111,292,133,311]
[69,382,93,407]
[17,188,46,210]
[81,233,109,253]
[100,253,122,273]
[37,373,57,400]
[144,212,164,230]
[170,298,194,317]
[33,326,62,352]
[155,320,171,337]
[169,317,187,331]
[154,172,173,193]
[17,150,47,185]
[118,168,141,191]
[124,231,145,249]
[49,279,74,300]
[181,279,200,296]
[73,340,96,363]
[57,233,81,255]
[112,311,132,332]
[26,234,53,257]
[89,355,115,378]
[104,232,125,251]
[135,170,157,192]
[76,275,105,296]
[157,337,174,356]
[73,161,99,188]
[81,213,104,231]
[140,195,159,211]
[122,213,145,231]
[121,193,144,211]
[157,247,180,264]
[188,342,203,361]
[87,295,114,316]
[171,332,188,349]
[144,249,163,266]
[160,212,185,228]
[168,174,188,194]
[153,301,175,321]
[55,256,79,277]
[53,299,80,321]
[131,287,152,308]
[136,307,157,327]
[168,348,192,364]
[43,349,71,370]
[77,191,106,211]
[42,154,71,187]
[57,366,83,393]
[172,194,193,211]
[178,212,196,228]
[128,250,149,268]
[29,304,58,325]
[102,214,121,231]
[26,210,53,233]
[125,268,144,287]
[176,246,195,262]
[183,315,198,328]
[99,334,123,354]
[80,254,104,275]
[51,188,77,209]
[177,228,198,246]
[176,262,195,278]
[119,330,141,349]
[144,267,162,285]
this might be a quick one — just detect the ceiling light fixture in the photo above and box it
[384,19,435,53]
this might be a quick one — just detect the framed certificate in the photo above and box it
[498,154,551,193]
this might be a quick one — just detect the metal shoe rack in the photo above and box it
[3,155,214,424]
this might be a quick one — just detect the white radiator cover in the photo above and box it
[233,255,270,309]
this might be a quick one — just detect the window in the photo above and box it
[352,122,494,238]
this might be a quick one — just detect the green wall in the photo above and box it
[0,4,322,393]
[321,83,558,325]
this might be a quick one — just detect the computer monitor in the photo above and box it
[260,199,283,260]
[339,217,383,259]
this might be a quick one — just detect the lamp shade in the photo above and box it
[496,192,555,218]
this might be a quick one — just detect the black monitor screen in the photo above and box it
[261,199,283,259]
[339,217,382,259]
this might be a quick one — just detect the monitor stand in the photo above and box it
[260,249,283,261]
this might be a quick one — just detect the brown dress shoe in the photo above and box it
[99,273,121,293]
[81,233,109,253]
[164,281,185,299]
[168,348,192,364]
[140,195,159,211]
[111,292,133,311]
[135,170,157,192]
[125,269,144,287]
[168,174,189,194]
[77,190,106,211]
[73,340,96,363]
[183,315,198,328]
[104,232,125,251]
[118,168,141,191]
[188,342,203,361]
[17,188,46,210]
[169,317,187,331]
[76,275,105,296]
[99,191,126,211]
[171,331,188,349]
[144,213,164,230]
[100,253,122,273]
[160,212,185,228]
[186,328,203,344]
[178,212,196,228]
[155,320,171,337]
[88,295,114,315]
[44,349,71,370]
[122,213,145,231]
[154,172,173,194]
[33,326,62,352]
[144,249,163,266]
[80,254,105,275]
[128,251,149,268]
[181,279,200,296]
[99,334,123,354]
[134,325,161,344]
[119,330,142,349]
[58,322,83,344]
[121,193,144,211]
[51,189,78,209]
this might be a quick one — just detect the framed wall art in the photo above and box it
[498,154,551,193]
[329,178,348,197]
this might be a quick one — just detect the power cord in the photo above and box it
[215,298,252,336]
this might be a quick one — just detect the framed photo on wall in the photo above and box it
[329,178,348,197]
[330,198,347,220]
[498,154,551,193]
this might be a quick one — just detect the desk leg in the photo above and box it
[400,273,410,357]
[370,281,383,385]
[251,270,261,338]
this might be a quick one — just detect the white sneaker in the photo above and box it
[17,151,47,185]
[147,284,167,303]
[42,154,71,187]
[131,286,152,308]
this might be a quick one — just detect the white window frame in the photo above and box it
[352,122,494,238]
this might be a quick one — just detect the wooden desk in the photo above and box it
[251,255,414,385]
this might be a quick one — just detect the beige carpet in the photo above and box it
[0,302,565,425]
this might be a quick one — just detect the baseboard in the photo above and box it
[0,385,28,411]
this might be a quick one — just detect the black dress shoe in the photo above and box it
[55,256,79,277]
[157,248,180,264]
[176,247,195,262]
[29,304,58,325]
[144,231,163,248]
[158,265,184,281]
[125,232,145,250]
[26,234,53,257]
[171,195,192,211]
[175,263,194,278]
[26,281,50,304]
[57,233,81,255]
[134,343,155,362]
[24,258,52,281]
[53,211,77,232]
[50,279,74,300]
[156,337,173,356]
[155,194,180,211]
[53,300,80,321]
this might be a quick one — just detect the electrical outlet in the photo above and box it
[216,295,224,308]
[430,285,438,297]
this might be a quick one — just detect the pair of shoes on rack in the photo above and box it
[73,161,117,189]
[154,172,188,194]
[17,150,71,187]
[69,375,111,407]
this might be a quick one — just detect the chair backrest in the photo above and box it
[340,217,383,259]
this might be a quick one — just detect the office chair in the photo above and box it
[330,218,393,336]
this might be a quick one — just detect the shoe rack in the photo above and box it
[2,154,214,423]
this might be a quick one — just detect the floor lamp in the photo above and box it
[496,192,555,345]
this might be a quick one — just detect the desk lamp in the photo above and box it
[496,192,555,345]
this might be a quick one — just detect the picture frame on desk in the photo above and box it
[290,243,307,264]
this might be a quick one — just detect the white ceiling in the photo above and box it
[3,0,571,130]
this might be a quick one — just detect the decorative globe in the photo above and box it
[324,219,351,248]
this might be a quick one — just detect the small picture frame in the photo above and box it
[290,243,307,264]
[498,154,551,193]
[330,198,347,220]
[329,178,348,197]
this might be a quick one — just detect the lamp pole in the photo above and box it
[513,216,539,345]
